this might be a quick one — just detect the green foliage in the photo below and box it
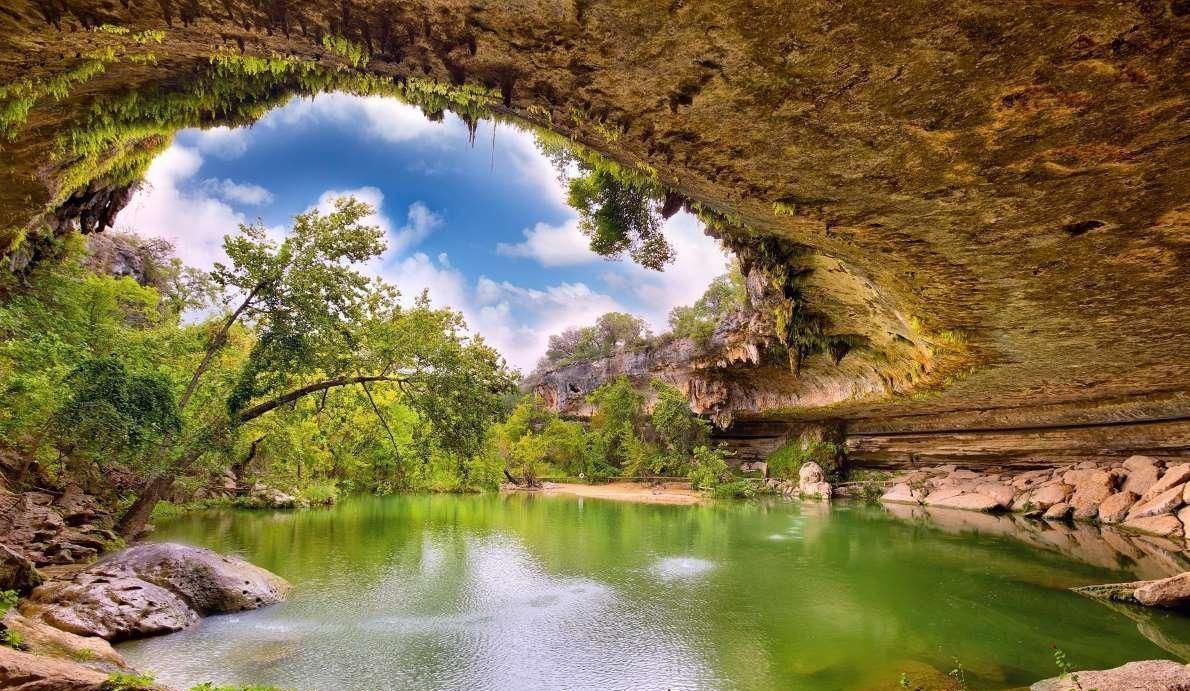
[667,267,747,345]
[535,132,674,270]
[101,672,156,691]
[321,35,369,68]
[540,312,650,369]
[488,396,594,483]
[0,590,18,617]
[711,479,763,499]
[766,439,842,482]
[587,377,646,471]
[688,445,731,490]
[54,357,181,459]
[649,380,710,474]
[1,629,24,648]
[1051,646,1085,690]
[298,481,339,506]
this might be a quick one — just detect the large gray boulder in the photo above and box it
[24,543,290,642]
[1030,659,1190,690]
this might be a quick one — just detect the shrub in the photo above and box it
[688,445,731,490]
[766,439,842,482]
[298,481,338,506]
[711,479,763,499]
[0,590,17,617]
[1,629,24,648]
[100,672,156,691]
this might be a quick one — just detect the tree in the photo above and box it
[586,376,646,472]
[115,198,517,536]
[537,312,651,371]
[648,380,709,473]
[667,266,747,345]
[537,132,676,271]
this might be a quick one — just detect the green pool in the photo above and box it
[118,493,1190,690]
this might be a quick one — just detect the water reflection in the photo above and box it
[118,494,1190,690]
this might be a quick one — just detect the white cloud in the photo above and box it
[264,92,458,144]
[191,126,250,159]
[376,253,625,372]
[114,145,248,270]
[495,218,600,266]
[617,211,733,331]
[311,187,440,261]
[200,178,274,206]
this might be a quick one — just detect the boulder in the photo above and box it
[251,485,298,509]
[1031,484,1072,510]
[881,483,924,505]
[1123,514,1184,539]
[798,462,825,485]
[1134,572,1190,609]
[26,543,290,642]
[1140,463,1190,503]
[0,544,43,594]
[1043,502,1072,520]
[1122,454,1159,472]
[949,469,981,481]
[924,487,965,504]
[1068,473,1115,520]
[0,645,109,691]
[1126,484,1185,521]
[797,463,831,500]
[1121,462,1161,497]
[1030,659,1190,691]
[1098,491,1139,524]
[1180,505,1190,536]
[928,493,1002,512]
[973,482,1015,508]
[25,573,197,641]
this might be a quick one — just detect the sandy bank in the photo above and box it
[513,481,705,506]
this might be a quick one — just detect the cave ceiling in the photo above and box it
[0,0,1186,426]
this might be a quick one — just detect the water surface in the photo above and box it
[120,494,1190,690]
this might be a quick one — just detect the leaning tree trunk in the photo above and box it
[115,472,177,539]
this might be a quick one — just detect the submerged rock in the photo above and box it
[1030,659,1190,691]
[24,543,290,642]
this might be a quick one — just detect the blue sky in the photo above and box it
[114,92,730,371]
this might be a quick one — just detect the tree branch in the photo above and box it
[178,281,265,411]
[235,375,403,423]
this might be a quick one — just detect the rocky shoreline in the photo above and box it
[879,455,1190,543]
[1,543,290,690]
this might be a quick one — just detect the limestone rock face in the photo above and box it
[1134,572,1190,609]
[0,645,109,691]
[1043,502,1072,520]
[1030,660,1190,691]
[929,493,1002,512]
[25,543,290,642]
